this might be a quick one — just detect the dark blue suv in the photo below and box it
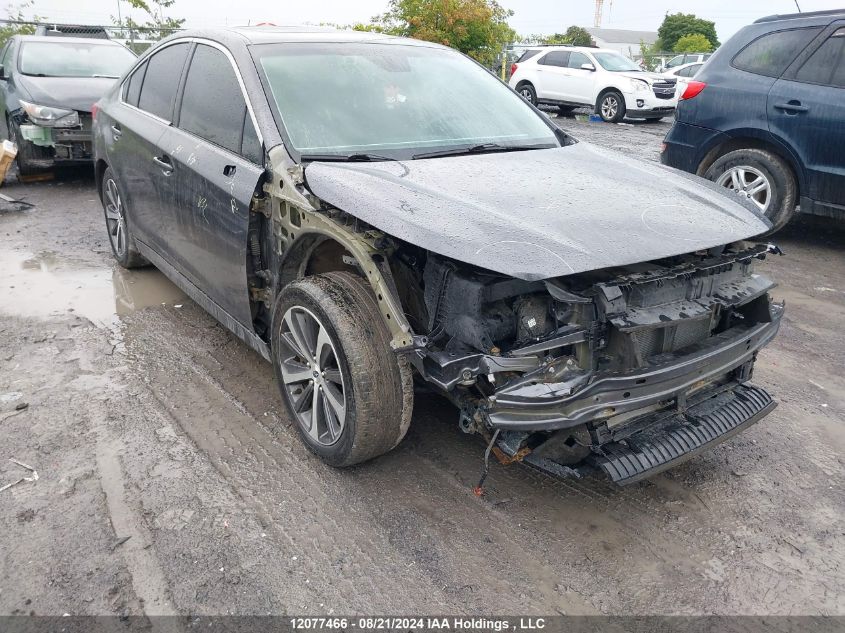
[661,9,845,232]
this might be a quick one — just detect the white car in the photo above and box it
[663,62,705,98]
[660,52,712,73]
[509,46,677,123]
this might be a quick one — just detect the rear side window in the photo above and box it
[732,27,822,78]
[178,44,259,159]
[123,61,147,107]
[137,42,189,120]
[794,28,845,88]
[539,51,569,67]
[516,50,541,63]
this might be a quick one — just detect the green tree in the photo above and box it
[657,13,718,52]
[368,0,516,67]
[638,38,663,71]
[673,33,713,53]
[113,0,184,43]
[0,1,41,48]
[544,25,595,47]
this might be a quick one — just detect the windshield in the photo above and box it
[593,52,641,72]
[253,42,560,159]
[19,41,136,78]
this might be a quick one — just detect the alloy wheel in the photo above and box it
[601,95,618,120]
[519,87,534,104]
[715,165,772,212]
[278,306,347,446]
[104,178,127,257]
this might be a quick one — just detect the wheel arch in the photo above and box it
[94,158,109,203]
[696,133,805,197]
[272,226,414,351]
[595,86,625,110]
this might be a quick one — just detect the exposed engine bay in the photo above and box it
[385,240,783,484]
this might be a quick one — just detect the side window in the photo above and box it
[539,51,570,67]
[677,66,690,77]
[137,42,189,120]
[568,52,591,69]
[794,27,845,88]
[240,109,262,164]
[732,27,822,78]
[516,50,541,63]
[123,60,147,107]
[178,44,256,158]
[1,41,16,70]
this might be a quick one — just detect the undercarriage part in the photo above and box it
[591,383,775,485]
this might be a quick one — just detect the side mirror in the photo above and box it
[580,63,596,72]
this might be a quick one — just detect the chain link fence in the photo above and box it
[0,19,183,54]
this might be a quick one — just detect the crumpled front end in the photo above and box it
[409,242,783,484]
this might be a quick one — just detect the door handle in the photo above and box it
[153,155,173,175]
[223,164,236,177]
[774,101,809,114]
[111,124,121,140]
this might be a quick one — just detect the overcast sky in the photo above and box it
[19,0,845,41]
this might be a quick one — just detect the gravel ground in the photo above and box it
[0,118,843,618]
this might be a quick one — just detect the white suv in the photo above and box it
[509,46,678,122]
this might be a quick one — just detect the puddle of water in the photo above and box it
[0,249,187,326]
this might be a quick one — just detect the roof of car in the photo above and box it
[15,35,124,45]
[523,45,614,54]
[167,26,441,48]
[755,9,845,23]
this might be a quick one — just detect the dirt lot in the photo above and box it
[1,117,843,618]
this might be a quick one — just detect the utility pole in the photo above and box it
[594,0,604,27]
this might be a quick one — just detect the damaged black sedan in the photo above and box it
[0,35,136,175]
[92,27,783,485]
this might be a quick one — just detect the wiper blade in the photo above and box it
[93,74,120,78]
[412,142,555,160]
[299,152,400,162]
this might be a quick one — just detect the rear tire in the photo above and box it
[704,148,797,234]
[597,91,626,123]
[271,271,414,467]
[101,166,148,268]
[517,83,537,106]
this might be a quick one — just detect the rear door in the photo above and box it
[106,42,191,253]
[535,50,570,101]
[769,23,845,209]
[161,42,265,326]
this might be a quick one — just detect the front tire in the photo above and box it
[101,166,148,268]
[271,271,413,467]
[704,148,797,234]
[6,116,49,177]
[517,83,537,106]
[597,91,625,123]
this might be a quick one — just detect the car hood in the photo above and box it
[618,71,672,84]
[16,75,118,112]
[304,144,771,281]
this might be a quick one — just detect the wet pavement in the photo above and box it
[0,129,843,617]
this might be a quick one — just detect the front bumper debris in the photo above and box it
[484,305,782,431]
[591,383,776,484]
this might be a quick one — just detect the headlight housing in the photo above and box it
[19,100,80,128]
[629,78,650,93]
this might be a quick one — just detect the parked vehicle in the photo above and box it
[0,35,136,175]
[660,52,712,72]
[663,61,704,78]
[509,45,677,122]
[662,9,845,232]
[94,27,782,486]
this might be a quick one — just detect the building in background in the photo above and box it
[586,27,657,58]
